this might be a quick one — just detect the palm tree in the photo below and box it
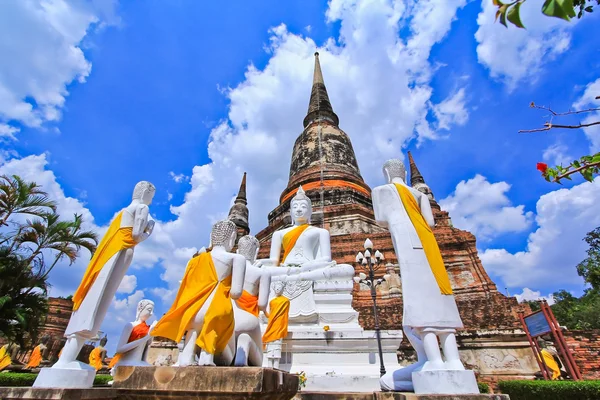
[17,212,98,281]
[0,175,56,227]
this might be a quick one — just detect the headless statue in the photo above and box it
[39,181,155,383]
[263,282,291,369]
[373,159,464,392]
[258,186,354,321]
[233,235,271,367]
[151,219,246,366]
[88,336,107,371]
[109,299,155,370]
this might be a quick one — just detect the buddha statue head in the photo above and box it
[273,282,285,297]
[99,336,108,347]
[237,235,260,263]
[290,185,312,225]
[413,182,435,200]
[210,219,238,251]
[383,159,407,184]
[133,181,156,206]
[136,299,155,322]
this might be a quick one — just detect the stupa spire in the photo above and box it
[235,172,247,205]
[303,52,339,128]
[228,172,249,242]
[408,151,425,186]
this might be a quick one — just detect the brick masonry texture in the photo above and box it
[564,329,600,380]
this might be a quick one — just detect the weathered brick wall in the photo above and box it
[564,329,600,379]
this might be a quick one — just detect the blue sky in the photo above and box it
[1,0,599,353]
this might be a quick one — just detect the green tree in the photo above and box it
[575,227,600,289]
[0,175,98,345]
[493,0,598,29]
[0,175,56,227]
[550,289,600,329]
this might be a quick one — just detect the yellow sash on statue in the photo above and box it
[25,345,42,369]
[72,212,136,311]
[262,296,290,345]
[540,349,561,380]
[0,345,11,371]
[151,252,234,355]
[394,183,453,295]
[236,290,259,317]
[281,224,310,264]
[88,346,104,371]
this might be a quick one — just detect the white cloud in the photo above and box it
[573,78,600,152]
[475,0,574,89]
[432,88,468,131]
[480,178,600,289]
[0,124,19,140]
[117,275,137,294]
[439,174,533,240]
[514,287,555,306]
[0,0,118,136]
[542,142,572,167]
[169,171,188,183]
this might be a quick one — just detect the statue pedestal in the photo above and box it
[265,327,403,392]
[112,366,298,399]
[33,364,96,389]
[412,370,479,395]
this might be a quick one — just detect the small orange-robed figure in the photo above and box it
[88,336,108,370]
[262,283,290,369]
[108,321,150,369]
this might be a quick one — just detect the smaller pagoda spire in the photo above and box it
[235,172,247,206]
[303,52,339,128]
[407,151,425,186]
[228,172,249,241]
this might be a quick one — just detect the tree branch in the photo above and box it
[531,104,600,116]
[551,161,600,183]
[519,120,600,133]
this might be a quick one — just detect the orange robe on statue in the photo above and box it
[151,252,234,355]
[72,212,136,311]
[394,183,453,295]
[540,349,561,380]
[25,345,42,369]
[281,224,310,264]
[108,321,150,368]
[236,290,259,317]
[88,346,105,370]
[0,345,11,371]
[262,295,291,345]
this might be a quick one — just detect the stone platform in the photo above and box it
[0,388,116,400]
[113,365,298,399]
[293,393,509,400]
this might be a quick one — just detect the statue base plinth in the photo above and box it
[293,393,509,400]
[0,388,115,400]
[112,366,298,399]
[33,365,96,389]
[266,328,404,392]
[412,370,479,395]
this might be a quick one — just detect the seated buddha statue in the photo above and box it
[258,186,355,322]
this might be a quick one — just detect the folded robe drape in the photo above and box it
[0,345,12,371]
[25,345,42,369]
[281,224,310,264]
[72,212,136,311]
[236,290,259,317]
[151,252,234,355]
[394,183,453,295]
[88,347,104,370]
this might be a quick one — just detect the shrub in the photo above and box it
[478,382,490,393]
[499,380,600,400]
[0,372,112,387]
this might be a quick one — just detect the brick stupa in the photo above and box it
[254,52,524,333]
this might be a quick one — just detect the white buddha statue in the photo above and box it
[151,219,246,367]
[232,235,271,367]
[109,299,155,369]
[258,186,354,322]
[34,181,156,389]
[372,159,470,392]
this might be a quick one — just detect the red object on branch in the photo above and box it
[536,162,548,174]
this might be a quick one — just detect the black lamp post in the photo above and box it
[354,238,390,377]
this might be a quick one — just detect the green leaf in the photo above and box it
[573,160,581,168]
[507,2,526,28]
[542,0,576,21]
[498,4,509,26]
[493,0,505,5]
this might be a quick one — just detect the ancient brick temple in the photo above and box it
[248,52,538,383]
